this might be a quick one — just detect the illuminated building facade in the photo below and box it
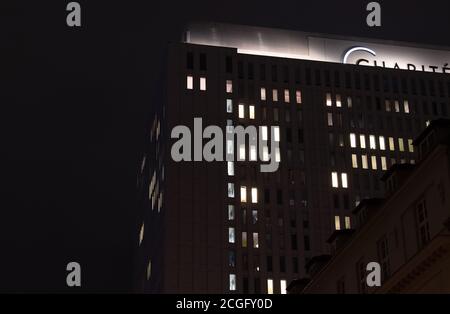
[135,23,450,293]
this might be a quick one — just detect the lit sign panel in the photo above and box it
[185,22,450,74]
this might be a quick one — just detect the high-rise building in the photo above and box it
[135,22,450,293]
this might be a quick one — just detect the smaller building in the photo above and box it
[293,119,450,294]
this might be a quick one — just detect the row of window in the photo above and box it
[229,275,287,294]
[349,134,414,153]
[351,154,389,171]
[331,172,349,189]
[186,75,207,91]
[326,93,411,114]
[334,215,352,230]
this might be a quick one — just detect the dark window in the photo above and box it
[248,63,254,80]
[264,188,270,204]
[199,53,207,71]
[392,77,399,93]
[286,128,292,143]
[355,72,361,90]
[260,64,266,81]
[305,68,311,85]
[334,71,341,88]
[295,67,301,84]
[283,65,289,83]
[345,72,351,88]
[315,69,321,86]
[280,256,286,273]
[254,278,261,294]
[291,234,298,250]
[243,277,249,293]
[364,73,370,90]
[304,236,310,251]
[293,257,299,273]
[238,61,244,79]
[333,194,339,209]
[225,56,233,73]
[429,80,436,97]
[373,74,380,91]
[267,256,273,272]
[325,70,331,87]
[271,65,278,82]
[277,190,283,205]
[187,52,194,69]
[298,129,304,144]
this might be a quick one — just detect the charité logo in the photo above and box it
[343,46,450,74]
[170,118,280,173]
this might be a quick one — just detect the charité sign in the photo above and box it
[341,46,450,74]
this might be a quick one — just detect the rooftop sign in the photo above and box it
[185,23,450,74]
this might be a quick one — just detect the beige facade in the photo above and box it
[301,120,450,294]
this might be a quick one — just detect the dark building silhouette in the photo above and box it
[135,23,450,293]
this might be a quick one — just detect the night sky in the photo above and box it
[2,0,450,292]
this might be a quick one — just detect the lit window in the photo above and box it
[228,183,235,198]
[371,156,377,170]
[332,172,339,188]
[250,145,257,161]
[280,280,287,295]
[261,126,268,141]
[139,222,145,246]
[360,135,366,149]
[226,80,233,93]
[362,155,368,169]
[226,120,233,133]
[251,187,258,204]
[274,127,280,142]
[381,157,387,170]
[350,133,356,148]
[227,140,234,154]
[241,186,247,203]
[275,148,281,162]
[341,173,348,188]
[347,96,353,108]
[335,216,341,230]
[253,233,259,248]
[336,94,342,107]
[226,99,233,113]
[227,161,234,176]
[399,138,405,152]
[326,93,332,107]
[238,104,245,119]
[228,205,235,220]
[426,120,431,127]
[345,216,351,229]
[200,77,207,91]
[296,90,302,104]
[327,113,333,127]
[239,144,246,161]
[229,274,236,291]
[389,137,395,151]
[272,89,278,102]
[252,210,258,224]
[352,154,358,168]
[242,232,248,248]
[229,228,235,243]
[261,87,266,101]
[379,136,386,150]
[408,139,414,152]
[284,89,290,103]
[369,135,376,149]
[404,100,410,113]
[385,100,391,112]
[147,260,152,280]
[249,105,255,120]
[394,100,400,112]
[186,75,193,90]
[267,279,274,294]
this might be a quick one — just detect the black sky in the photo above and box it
[1,0,450,292]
